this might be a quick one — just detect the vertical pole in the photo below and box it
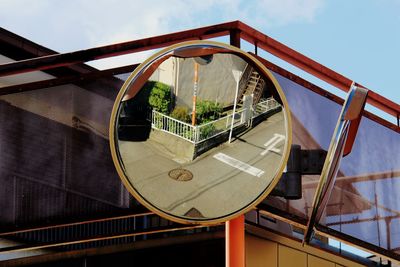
[230,30,241,48]
[386,218,391,250]
[226,215,245,267]
[229,70,241,143]
[192,62,199,126]
[227,34,245,267]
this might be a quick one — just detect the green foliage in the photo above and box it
[170,106,190,123]
[199,123,216,139]
[166,107,194,140]
[182,127,194,141]
[148,81,171,114]
[152,112,165,129]
[123,81,172,118]
[195,100,223,124]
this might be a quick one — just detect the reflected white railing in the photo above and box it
[197,108,248,142]
[152,111,196,142]
[253,98,280,116]
[151,97,280,144]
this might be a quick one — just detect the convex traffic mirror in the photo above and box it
[110,41,292,224]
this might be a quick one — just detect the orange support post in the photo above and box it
[192,62,199,126]
[226,215,245,267]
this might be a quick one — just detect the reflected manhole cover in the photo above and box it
[168,168,193,181]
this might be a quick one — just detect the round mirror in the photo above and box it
[110,41,292,224]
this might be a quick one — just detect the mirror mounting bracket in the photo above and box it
[270,144,327,200]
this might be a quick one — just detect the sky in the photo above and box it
[0,0,399,121]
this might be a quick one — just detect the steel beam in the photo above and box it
[0,224,218,254]
[1,20,399,120]
[316,225,400,263]
[0,21,239,77]
[1,230,224,267]
[237,21,400,119]
[0,64,138,95]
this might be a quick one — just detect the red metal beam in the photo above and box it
[2,230,224,267]
[303,170,400,189]
[238,23,351,90]
[0,64,138,95]
[0,224,214,254]
[252,52,345,105]
[1,20,399,119]
[254,53,399,133]
[236,21,400,118]
[0,21,239,77]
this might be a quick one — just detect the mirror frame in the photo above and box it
[109,40,293,224]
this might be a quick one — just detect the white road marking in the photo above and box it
[269,148,281,153]
[260,134,285,156]
[213,152,265,177]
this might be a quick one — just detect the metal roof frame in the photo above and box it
[1,20,399,122]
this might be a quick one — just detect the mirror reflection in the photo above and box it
[111,42,291,223]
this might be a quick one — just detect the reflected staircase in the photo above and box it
[237,65,265,106]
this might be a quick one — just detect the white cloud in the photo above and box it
[0,0,324,69]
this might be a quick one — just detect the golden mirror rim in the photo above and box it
[109,40,293,225]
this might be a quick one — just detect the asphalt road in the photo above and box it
[118,110,287,221]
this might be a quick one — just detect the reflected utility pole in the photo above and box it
[229,70,242,143]
[192,62,199,126]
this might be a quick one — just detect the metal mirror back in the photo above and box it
[110,41,292,224]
